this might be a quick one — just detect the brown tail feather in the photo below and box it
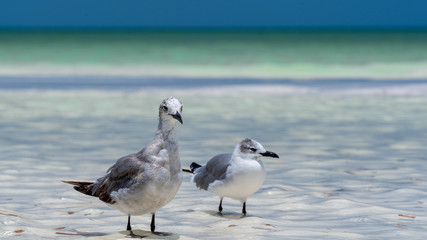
[62,180,115,204]
[62,180,93,187]
[62,180,95,196]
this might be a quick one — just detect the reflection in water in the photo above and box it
[203,210,245,220]
[118,230,179,239]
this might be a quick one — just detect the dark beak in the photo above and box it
[171,112,183,124]
[260,151,279,158]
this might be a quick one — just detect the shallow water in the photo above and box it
[1,87,427,239]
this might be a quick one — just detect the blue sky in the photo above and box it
[1,0,427,29]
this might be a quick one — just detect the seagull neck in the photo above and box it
[156,119,181,176]
[158,118,177,136]
[231,150,256,163]
[157,119,179,152]
[231,149,244,161]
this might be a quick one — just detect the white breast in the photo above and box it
[208,159,266,202]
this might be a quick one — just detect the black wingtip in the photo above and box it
[189,162,202,173]
[73,185,91,195]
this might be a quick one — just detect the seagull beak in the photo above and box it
[171,112,183,124]
[260,151,279,158]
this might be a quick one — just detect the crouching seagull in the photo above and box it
[63,96,184,233]
[186,138,279,216]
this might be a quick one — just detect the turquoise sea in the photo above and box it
[1,31,427,80]
[1,31,427,239]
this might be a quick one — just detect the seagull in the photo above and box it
[63,96,184,233]
[187,138,279,216]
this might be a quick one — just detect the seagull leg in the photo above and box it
[218,198,223,215]
[242,202,247,216]
[150,213,156,233]
[127,214,132,231]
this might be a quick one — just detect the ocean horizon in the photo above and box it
[1,76,427,96]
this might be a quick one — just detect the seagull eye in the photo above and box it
[249,147,257,152]
[162,106,168,111]
[180,106,183,113]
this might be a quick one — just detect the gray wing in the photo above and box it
[193,153,232,190]
[88,153,143,203]
[74,135,164,204]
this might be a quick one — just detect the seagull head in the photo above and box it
[235,138,279,160]
[159,96,183,124]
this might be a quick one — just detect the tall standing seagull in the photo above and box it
[63,97,184,233]
[188,138,279,215]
